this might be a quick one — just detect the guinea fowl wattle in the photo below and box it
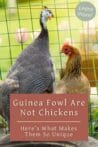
[0,6,55,127]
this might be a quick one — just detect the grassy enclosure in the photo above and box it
[0,0,96,79]
[0,0,98,138]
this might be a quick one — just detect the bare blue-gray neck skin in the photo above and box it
[32,8,53,54]
[40,13,47,30]
[39,11,48,39]
[39,8,53,32]
[37,9,51,52]
[40,9,49,30]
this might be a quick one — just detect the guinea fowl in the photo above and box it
[0,6,55,126]
[55,42,91,95]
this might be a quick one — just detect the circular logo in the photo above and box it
[75,2,96,21]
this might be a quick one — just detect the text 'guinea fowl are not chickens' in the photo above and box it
[10,94,88,141]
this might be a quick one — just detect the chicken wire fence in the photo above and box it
[0,0,98,138]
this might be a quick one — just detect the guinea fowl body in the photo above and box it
[55,44,90,95]
[7,28,53,93]
[0,7,55,125]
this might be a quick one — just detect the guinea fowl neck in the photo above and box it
[33,15,49,54]
[39,14,48,37]
[65,52,82,78]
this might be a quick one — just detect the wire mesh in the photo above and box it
[0,0,98,138]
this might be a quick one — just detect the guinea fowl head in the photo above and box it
[40,6,54,29]
[61,42,80,56]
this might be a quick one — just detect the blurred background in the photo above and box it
[0,0,98,139]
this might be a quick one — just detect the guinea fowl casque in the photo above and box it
[0,6,55,127]
[55,42,91,95]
